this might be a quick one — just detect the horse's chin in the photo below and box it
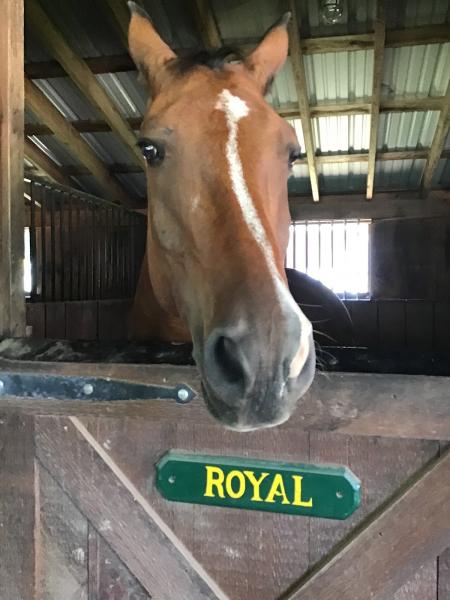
[197,343,316,431]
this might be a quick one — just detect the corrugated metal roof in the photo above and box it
[318,162,368,193]
[314,115,370,152]
[375,158,426,189]
[378,111,440,149]
[382,43,450,97]
[304,50,373,102]
[23,0,449,199]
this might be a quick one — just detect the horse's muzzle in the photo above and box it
[198,324,316,430]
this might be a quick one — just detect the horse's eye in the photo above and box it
[288,148,301,167]
[139,140,165,167]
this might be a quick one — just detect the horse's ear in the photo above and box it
[245,13,291,94]
[128,1,176,93]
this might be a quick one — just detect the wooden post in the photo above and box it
[366,0,385,200]
[0,0,26,337]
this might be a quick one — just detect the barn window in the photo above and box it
[24,227,32,296]
[286,220,371,299]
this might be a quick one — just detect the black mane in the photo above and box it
[169,46,244,75]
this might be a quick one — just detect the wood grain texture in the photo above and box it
[285,447,450,600]
[421,80,450,194]
[0,0,26,337]
[366,0,385,200]
[25,138,74,188]
[192,0,222,48]
[89,416,311,599]
[26,0,144,170]
[35,416,228,599]
[0,413,35,600]
[288,0,319,201]
[25,79,132,206]
[1,360,450,440]
[88,523,149,600]
[37,464,88,599]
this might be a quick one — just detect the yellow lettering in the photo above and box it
[243,471,269,501]
[225,470,246,499]
[264,473,290,504]
[204,466,225,498]
[292,475,313,507]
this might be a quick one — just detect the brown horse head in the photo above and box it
[128,3,315,430]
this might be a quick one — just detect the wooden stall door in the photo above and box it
[1,414,450,600]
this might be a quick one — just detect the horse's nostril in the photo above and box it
[214,336,245,385]
[204,330,252,403]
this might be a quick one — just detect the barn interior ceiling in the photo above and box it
[24,0,450,206]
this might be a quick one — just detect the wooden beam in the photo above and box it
[289,190,450,221]
[24,95,446,137]
[0,415,36,600]
[26,0,144,170]
[2,360,450,440]
[23,24,450,81]
[0,0,26,337]
[191,0,222,48]
[25,138,75,188]
[421,81,450,194]
[366,1,385,200]
[27,148,447,179]
[102,0,131,49]
[35,416,228,599]
[288,1,319,201]
[285,447,450,600]
[25,79,133,206]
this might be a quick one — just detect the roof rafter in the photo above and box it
[191,0,222,48]
[421,81,450,195]
[24,25,450,80]
[25,79,133,206]
[366,0,385,200]
[288,0,319,202]
[26,0,144,170]
[24,95,446,137]
[25,138,75,188]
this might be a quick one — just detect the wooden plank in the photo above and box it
[98,299,132,341]
[26,302,46,337]
[1,361,450,439]
[0,414,35,600]
[421,81,450,194]
[23,25,450,80]
[35,416,228,599]
[24,96,445,136]
[434,303,450,350]
[438,544,450,598]
[405,301,434,351]
[288,0,319,201]
[88,524,149,599]
[192,0,222,48]
[344,301,378,348]
[65,300,98,341]
[285,447,450,600]
[309,435,439,573]
[37,464,89,599]
[289,191,450,221]
[45,302,66,339]
[25,79,133,206]
[26,0,144,170]
[25,138,75,188]
[0,0,26,337]
[378,300,406,349]
[366,0,385,200]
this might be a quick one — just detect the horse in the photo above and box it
[127,2,315,430]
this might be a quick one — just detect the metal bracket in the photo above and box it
[0,372,196,404]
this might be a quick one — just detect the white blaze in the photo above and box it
[215,88,311,379]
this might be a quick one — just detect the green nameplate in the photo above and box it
[156,452,361,520]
